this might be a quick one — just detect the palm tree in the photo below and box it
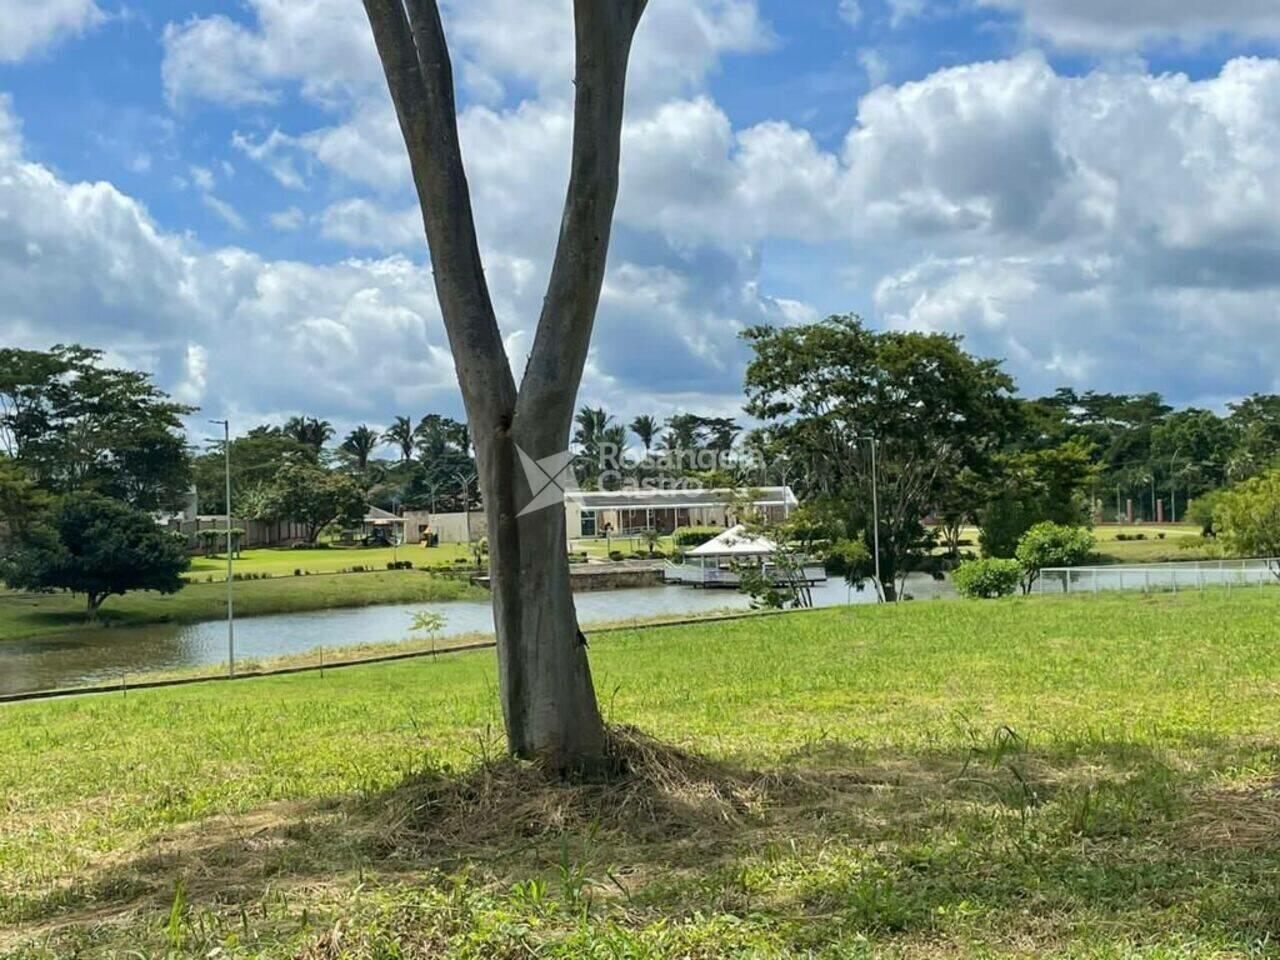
[574,406,619,487]
[340,425,380,471]
[630,414,659,455]
[383,416,415,461]
[282,416,334,453]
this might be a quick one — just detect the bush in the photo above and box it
[952,558,1021,599]
[1215,470,1280,560]
[1015,522,1095,593]
[673,527,722,549]
[1186,489,1225,538]
[608,550,626,562]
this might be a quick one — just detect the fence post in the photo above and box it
[1093,569,1099,594]
[1144,570,1151,594]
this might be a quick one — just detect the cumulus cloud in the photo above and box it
[981,0,1280,51]
[0,0,102,63]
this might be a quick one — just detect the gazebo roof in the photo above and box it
[686,524,777,557]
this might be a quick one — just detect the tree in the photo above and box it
[340,425,382,471]
[744,315,1017,601]
[363,0,648,769]
[192,426,315,515]
[383,416,416,461]
[573,405,620,486]
[258,462,366,545]
[0,345,193,511]
[414,414,469,459]
[978,440,1097,558]
[283,416,335,453]
[1014,522,1095,594]
[630,414,659,455]
[1,493,189,618]
[1214,469,1280,575]
[0,457,51,539]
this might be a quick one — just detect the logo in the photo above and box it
[516,446,580,517]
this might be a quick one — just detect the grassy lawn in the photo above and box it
[0,571,486,642]
[186,542,476,580]
[2,590,1279,957]
[946,523,1219,565]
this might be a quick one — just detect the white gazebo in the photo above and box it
[663,525,827,588]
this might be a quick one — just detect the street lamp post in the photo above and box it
[856,436,883,602]
[209,419,235,677]
[457,471,477,544]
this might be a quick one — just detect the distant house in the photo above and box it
[564,487,797,538]
[405,486,798,544]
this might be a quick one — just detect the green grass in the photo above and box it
[186,542,476,580]
[0,570,486,642]
[2,589,1279,957]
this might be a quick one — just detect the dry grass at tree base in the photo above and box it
[3,590,1280,958]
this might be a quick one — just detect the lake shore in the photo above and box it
[0,569,488,642]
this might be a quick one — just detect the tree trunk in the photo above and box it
[363,0,648,771]
[86,592,103,621]
[479,429,605,768]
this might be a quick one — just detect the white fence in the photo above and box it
[1037,558,1280,595]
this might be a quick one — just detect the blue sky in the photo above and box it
[2,0,1280,438]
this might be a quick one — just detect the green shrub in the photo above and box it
[1186,489,1225,538]
[608,550,626,562]
[1015,522,1095,593]
[952,558,1021,599]
[673,527,722,549]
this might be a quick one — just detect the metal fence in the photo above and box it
[1037,558,1280,595]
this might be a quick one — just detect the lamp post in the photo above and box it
[856,436,883,602]
[209,419,235,677]
[457,471,477,545]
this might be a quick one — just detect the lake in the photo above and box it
[0,577,956,697]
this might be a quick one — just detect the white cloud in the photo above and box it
[0,0,102,63]
[269,206,305,231]
[838,1,863,29]
[858,48,889,88]
[981,0,1280,51]
[232,130,307,190]
[887,0,926,29]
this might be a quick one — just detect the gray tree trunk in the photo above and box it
[363,0,647,771]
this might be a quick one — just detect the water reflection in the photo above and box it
[1,578,959,696]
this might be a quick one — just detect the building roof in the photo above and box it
[363,505,404,524]
[686,524,778,557]
[565,486,797,511]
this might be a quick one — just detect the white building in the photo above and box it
[564,487,797,538]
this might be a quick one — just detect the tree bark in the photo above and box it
[363,0,646,771]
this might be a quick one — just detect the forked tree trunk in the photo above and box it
[480,428,605,764]
[363,0,647,771]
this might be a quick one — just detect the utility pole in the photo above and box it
[857,436,883,602]
[209,419,235,677]
[457,471,477,544]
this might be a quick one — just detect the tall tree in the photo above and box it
[573,405,619,485]
[0,345,193,511]
[257,462,366,545]
[744,315,1017,600]
[282,416,335,453]
[340,425,382,471]
[629,414,659,454]
[383,416,416,461]
[363,0,648,768]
